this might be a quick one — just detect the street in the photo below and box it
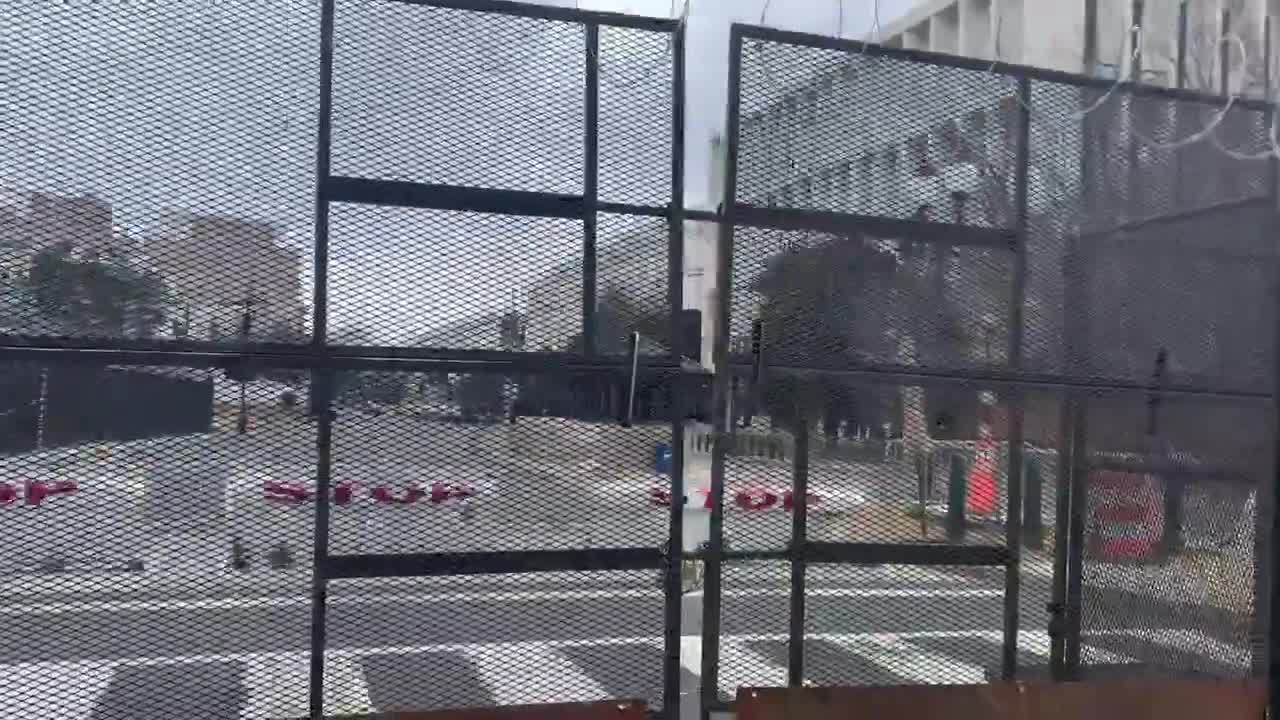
[0,559,1254,719]
[0,419,1256,719]
[1,564,1002,719]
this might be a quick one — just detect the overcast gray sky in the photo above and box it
[0,0,914,342]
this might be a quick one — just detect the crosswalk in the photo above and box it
[0,628,1244,720]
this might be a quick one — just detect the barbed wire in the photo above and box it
[578,0,689,88]
[755,0,852,98]
[987,9,1279,162]
[989,12,1139,129]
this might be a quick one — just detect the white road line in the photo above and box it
[728,587,1002,599]
[0,658,113,720]
[106,650,374,719]
[241,652,310,720]
[1019,629,1136,667]
[1108,628,1251,669]
[0,627,1200,719]
[836,634,987,684]
[0,588,660,615]
[22,629,1137,672]
[466,642,610,708]
[321,654,374,717]
[716,637,787,699]
[1,586,1001,616]
[1017,629,1053,658]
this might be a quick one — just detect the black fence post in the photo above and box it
[1022,455,1044,550]
[662,18,687,720]
[1173,0,1187,209]
[787,419,809,687]
[1048,396,1074,680]
[946,451,969,543]
[583,23,600,358]
[306,370,335,720]
[307,2,335,715]
[1000,72,1033,681]
[1266,103,1280,712]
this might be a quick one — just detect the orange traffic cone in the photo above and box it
[966,436,998,516]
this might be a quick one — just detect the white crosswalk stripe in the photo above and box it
[716,638,788,699]
[836,634,988,684]
[466,642,611,707]
[320,654,375,717]
[0,659,113,720]
[0,629,1188,719]
[241,653,310,719]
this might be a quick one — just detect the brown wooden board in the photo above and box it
[736,680,1265,720]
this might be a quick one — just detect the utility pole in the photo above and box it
[35,366,48,450]
[237,295,255,435]
[1084,0,1098,76]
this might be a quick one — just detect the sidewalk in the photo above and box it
[1018,548,1251,614]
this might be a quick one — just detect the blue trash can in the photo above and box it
[654,442,673,476]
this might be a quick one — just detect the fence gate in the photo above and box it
[4,2,1280,719]
[698,19,1278,718]
[0,0,689,718]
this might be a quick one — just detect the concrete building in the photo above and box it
[416,310,524,352]
[0,187,133,335]
[875,0,1279,92]
[518,213,717,363]
[0,187,115,261]
[719,0,1273,445]
[147,211,306,342]
[24,191,115,259]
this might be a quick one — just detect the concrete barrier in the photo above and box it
[0,461,148,573]
[224,462,487,562]
[508,417,665,468]
[685,423,886,463]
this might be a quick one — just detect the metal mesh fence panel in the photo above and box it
[1076,209,1275,394]
[328,205,581,350]
[0,360,316,719]
[1075,390,1271,679]
[322,370,672,555]
[599,27,673,207]
[728,225,1014,373]
[2,1,687,717]
[1013,389,1067,679]
[735,41,1019,225]
[722,24,1280,698]
[801,564,1013,685]
[1024,80,1276,392]
[715,560,791,702]
[518,213,673,357]
[330,0,584,194]
[323,571,665,714]
[723,376,1008,549]
[0,2,318,347]
[594,213,673,357]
